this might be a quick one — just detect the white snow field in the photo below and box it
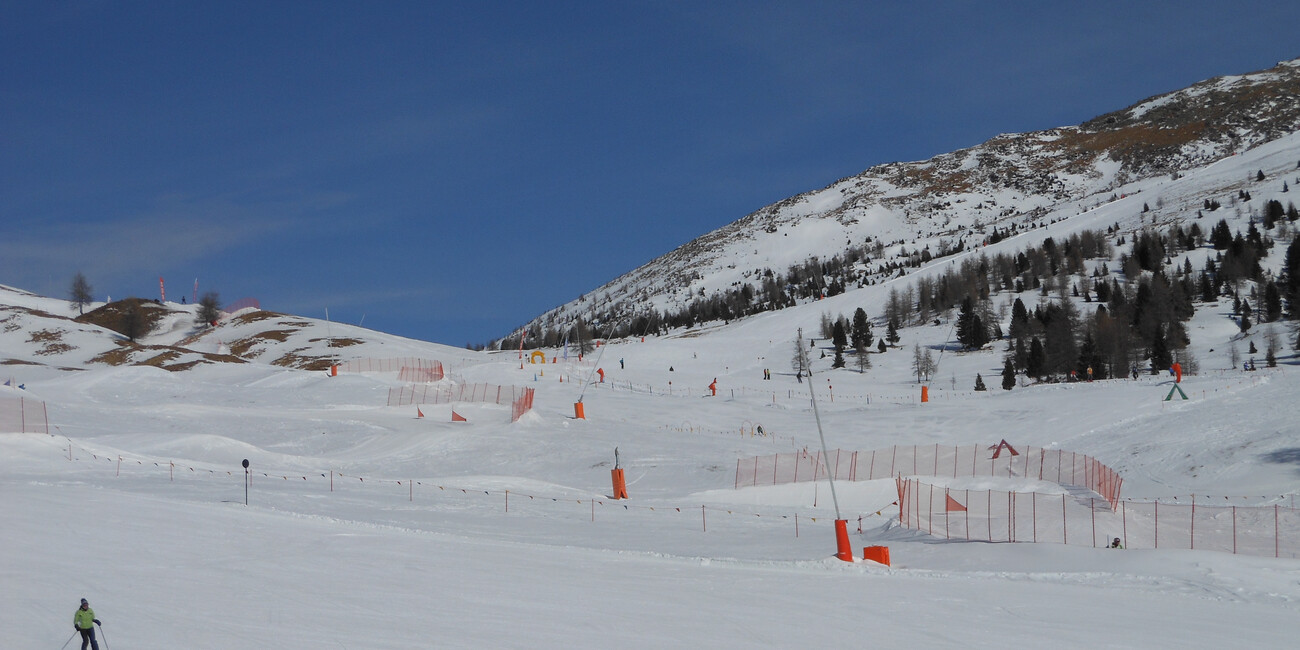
[6,139,1300,647]
[4,283,1300,649]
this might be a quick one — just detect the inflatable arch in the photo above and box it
[530,351,546,364]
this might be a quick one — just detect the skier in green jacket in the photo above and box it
[74,598,101,650]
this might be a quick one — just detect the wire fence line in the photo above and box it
[0,395,48,434]
[338,357,444,378]
[896,477,1300,558]
[46,436,894,539]
[736,443,1122,510]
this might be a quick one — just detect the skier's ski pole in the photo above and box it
[60,631,76,650]
[96,621,109,650]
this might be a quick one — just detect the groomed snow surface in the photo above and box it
[4,293,1300,649]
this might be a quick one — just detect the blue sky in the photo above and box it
[2,2,1296,347]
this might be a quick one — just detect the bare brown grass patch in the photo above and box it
[228,330,297,357]
[272,350,337,371]
[90,342,137,366]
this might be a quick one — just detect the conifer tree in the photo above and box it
[1199,273,1216,303]
[851,308,873,349]
[832,320,848,351]
[974,374,987,391]
[956,296,988,349]
[1285,236,1300,318]
[1264,281,1282,322]
[1027,337,1046,378]
[1001,358,1016,390]
[1150,325,1172,373]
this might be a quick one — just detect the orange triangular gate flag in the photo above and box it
[451,411,467,422]
[991,439,1019,459]
[416,407,424,419]
[946,495,968,512]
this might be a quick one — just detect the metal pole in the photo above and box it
[800,328,842,521]
[1091,498,1096,547]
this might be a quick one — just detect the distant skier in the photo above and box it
[619,358,624,370]
[74,598,101,650]
[1109,537,1123,549]
[708,378,717,397]
[597,368,605,383]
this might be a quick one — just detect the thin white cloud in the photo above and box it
[272,286,452,318]
[0,190,346,292]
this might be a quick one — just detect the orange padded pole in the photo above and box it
[835,519,853,562]
[611,468,628,499]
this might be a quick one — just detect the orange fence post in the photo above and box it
[574,402,586,419]
[921,385,929,403]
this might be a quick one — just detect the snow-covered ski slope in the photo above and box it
[5,133,1300,649]
[526,59,1300,337]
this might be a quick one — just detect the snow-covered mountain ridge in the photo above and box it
[514,57,1300,341]
[0,285,477,374]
